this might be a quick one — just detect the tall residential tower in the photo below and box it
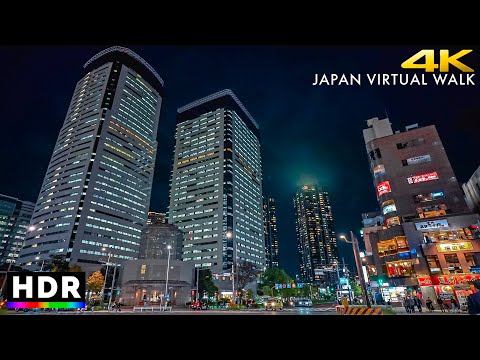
[18,47,164,271]
[263,197,279,268]
[295,185,339,284]
[169,89,264,276]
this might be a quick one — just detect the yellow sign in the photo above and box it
[401,50,474,72]
[436,241,473,252]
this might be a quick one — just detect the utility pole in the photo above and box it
[351,231,371,308]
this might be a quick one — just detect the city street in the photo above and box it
[4,306,469,315]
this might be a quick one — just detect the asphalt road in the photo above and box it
[6,307,336,315]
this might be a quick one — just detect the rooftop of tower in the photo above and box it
[176,89,259,131]
[83,46,164,94]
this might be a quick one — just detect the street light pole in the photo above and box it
[165,245,172,309]
[108,263,118,310]
[340,232,371,308]
[100,249,111,305]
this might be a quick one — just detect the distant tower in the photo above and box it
[18,47,164,272]
[139,212,183,260]
[263,197,279,268]
[294,185,339,284]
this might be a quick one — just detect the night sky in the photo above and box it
[1,46,479,277]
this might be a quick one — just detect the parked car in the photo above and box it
[264,297,283,311]
[294,298,313,307]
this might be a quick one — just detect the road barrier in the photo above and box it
[344,306,383,315]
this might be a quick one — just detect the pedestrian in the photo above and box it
[450,295,459,313]
[407,296,416,313]
[403,297,410,313]
[467,279,480,315]
[436,296,445,312]
[415,296,422,313]
[426,297,434,312]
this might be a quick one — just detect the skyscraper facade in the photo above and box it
[139,211,183,260]
[263,197,279,268]
[169,89,264,276]
[295,185,339,284]
[18,47,164,271]
[0,194,35,265]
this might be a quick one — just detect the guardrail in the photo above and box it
[133,305,172,312]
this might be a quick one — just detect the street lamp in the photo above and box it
[340,231,371,308]
[108,262,120,310]
[100,248,112,306]
[0,225,36,298]
[164,245,172,309]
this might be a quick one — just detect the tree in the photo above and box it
[246,289,254,301]
[87,271,104,294]
[236,261,259,289]
[258,267,295,297]
[45,254,70,272]
[198,269,218,300]
[351,281,362,297]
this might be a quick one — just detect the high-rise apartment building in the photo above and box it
[0,194,35,265]
[18,47,164,272]
[463,164,480,213]
[362,118,480,307]
[295,185,339,284]
[139,211,183,260]
[169,89,264,277]
[263,197,279,268]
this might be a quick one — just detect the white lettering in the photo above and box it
[38,276,58,298]
[13,276,32,298]
[62,277,81,299]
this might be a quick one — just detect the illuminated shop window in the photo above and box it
[422,229,472,243]
[385,260,415,278]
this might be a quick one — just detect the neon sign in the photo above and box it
[377,181,391,196]
[407,172,439,184]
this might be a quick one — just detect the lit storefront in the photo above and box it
[417,274,480,309]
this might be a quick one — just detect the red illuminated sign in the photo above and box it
[417,276,433,286]
[431,274,480,285]
[407,172,439,184]
[377,181,391,196]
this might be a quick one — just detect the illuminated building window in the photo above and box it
[422,229,471,243]
[465,253,477,267]
[426,255,442,274]
[140,264,146,274]
[384,260,415,278]
[385,216,400,228]
[444,254,462,274]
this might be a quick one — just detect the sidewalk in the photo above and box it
[393,307,467,315]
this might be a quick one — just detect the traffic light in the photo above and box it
[378,278,384,286]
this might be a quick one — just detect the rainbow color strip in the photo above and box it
[7,302,85,309]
